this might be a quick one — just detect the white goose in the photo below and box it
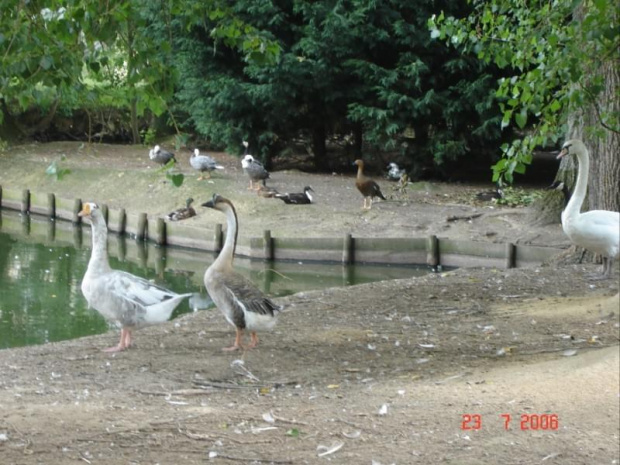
[202,194,281,350]
[557,139,619,278]
[79,203,191,351]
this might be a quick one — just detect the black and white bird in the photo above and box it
[149,145,177,166]
[475,186,504,201]
[190,148,224,180]
[241,141,270,190]
[275,186,314,204]
[387,162,406,181]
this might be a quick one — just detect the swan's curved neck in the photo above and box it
[564,148,589,218]
[87,214,111,273]
[213,203,238,271]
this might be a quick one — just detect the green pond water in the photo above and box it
[0,209,431,350]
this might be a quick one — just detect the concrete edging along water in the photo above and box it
[0,185,562,268]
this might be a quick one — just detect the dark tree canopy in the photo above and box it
[173,0,508,175]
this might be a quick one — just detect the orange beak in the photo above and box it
[77,204,91,217]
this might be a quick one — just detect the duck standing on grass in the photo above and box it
[202,194,281,350]
[190,148,224,180]
[79,202,192,352]
[353,159,386,210]
[241,141,270,190]
[149,145,177,167]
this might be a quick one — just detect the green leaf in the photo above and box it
[166,172,185,187]
[514,111,527,129]
[286,428,300,437]
[40,56,54,70]
[514,162,527,174]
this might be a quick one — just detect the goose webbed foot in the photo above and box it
[223,328,244,351]
[103,328,132,352]
[247,332,259,349]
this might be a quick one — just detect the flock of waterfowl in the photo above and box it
[78,138,618,352]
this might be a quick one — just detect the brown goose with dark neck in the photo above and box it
[202,194,281,350]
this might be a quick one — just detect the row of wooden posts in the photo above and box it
[0,186,560,268]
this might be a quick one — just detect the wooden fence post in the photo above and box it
[47,193,56,218]
[156,218,167,246]
[47,218,55,241]
[505,242,516,269]
[118,208,127,235]
[21,189,30,214]
[72,198,82,224]
[0,186,3,208]
[263,229,273,261]
[73,223,82,248]
[343,233,354,264]
[426,235,439,269]
[214,223,223,253]
[137,213,148,241]
[101,204,109,225]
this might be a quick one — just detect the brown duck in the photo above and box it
[353,159,386,210]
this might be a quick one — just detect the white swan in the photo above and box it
[79,202,191,351]
[557,139,620,278]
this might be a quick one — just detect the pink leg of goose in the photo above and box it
[103,328,132,353]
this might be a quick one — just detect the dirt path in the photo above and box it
[0,142,618,464]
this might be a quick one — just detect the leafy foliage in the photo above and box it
[495,187,542,207]
[0,0,280,141]
[45,155,72,181]
[174,0,507,173]
[429,0,620,183]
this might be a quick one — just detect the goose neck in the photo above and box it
[88,215,111,273]
[213,205,238,271]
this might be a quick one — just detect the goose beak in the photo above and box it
[201,200,215,208]
[201,193,219,208]
[78,204,91,217]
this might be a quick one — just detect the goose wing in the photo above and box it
[87,271,185,326]
[246,162,270,181]
[220,272,280,317]
[192,154,216,170]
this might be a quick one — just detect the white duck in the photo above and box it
[386,162,406,180]
[201,194,281,350]
[241,141,270,190]
[79,202,191,351]
[557,139,619,278]
[190,148,224,180]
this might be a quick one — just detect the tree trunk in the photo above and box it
[564,57,619,214]
[127,23,141,145]
[529,6,620,226]
[352,123,363,159]
[312,124,328,171]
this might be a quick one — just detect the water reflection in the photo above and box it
[0,209,430,350]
